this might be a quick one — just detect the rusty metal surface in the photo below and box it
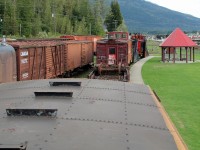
[0,79,177,150]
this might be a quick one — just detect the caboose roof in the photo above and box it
[97,39,129,44]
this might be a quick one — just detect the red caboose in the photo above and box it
[131,33,148,59]
[92,32,132,81]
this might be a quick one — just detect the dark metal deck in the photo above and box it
[0,79,177,150]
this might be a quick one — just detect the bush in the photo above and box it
[37,31,48,38]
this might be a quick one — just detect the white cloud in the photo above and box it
[145,0,200,18]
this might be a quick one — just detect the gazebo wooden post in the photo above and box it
[161,48,163,62]
[186,47,188,63]
[173,47,175,63]
[180,47,182,61]
[162,47,165,63]
[190,47,192,61]
[193,47,195,62]
[169,48,170,61]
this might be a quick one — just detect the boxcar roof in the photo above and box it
[97,39,129,44]
[8,40,66,48]
[0,79,177,150]
[8,39,92,48]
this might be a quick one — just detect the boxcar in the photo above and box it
[60,35,101,54]
[7,38,94,80]
[64,40,93,76]
[9,40,66,81]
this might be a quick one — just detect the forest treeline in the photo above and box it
[0,0,108,37]
[0,0,110,37]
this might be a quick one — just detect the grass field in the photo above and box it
[142,56,200,150]
[147,40,162,55]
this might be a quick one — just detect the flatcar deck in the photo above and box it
[0,79,177,150]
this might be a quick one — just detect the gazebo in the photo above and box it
[160,28,198,63]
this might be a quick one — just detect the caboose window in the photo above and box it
[116,33,121,39]
[122,33,127,38]
[108,34,115,39]
[109,48,116,54]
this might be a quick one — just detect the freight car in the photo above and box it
[64,40,94,77]
[88,32,148,82]
[60,35,102,54]
[0,37,94,83]
[8,39,66,81]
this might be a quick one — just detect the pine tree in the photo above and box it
[104,0,123,32]
[0,1,4,34]
[92,0,105,35]
[41,0,52,33]
[2,0,18,35]
[17,0,34,37]
[32,15,42,36]
[0,0,109,37]
[61,17,67,34]
[32,0,42,36]
[66,19,73,34]
[117,20,128,32]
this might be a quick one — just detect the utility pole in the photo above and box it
[52,13,56,35]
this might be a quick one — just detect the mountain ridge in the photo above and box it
[104,0,200,33]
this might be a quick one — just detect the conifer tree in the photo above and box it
[92,0,105,35]
[104,0,123,32]
[2,0,18,35]
[41,0,52,33]
[0,1,4,35]
[17,0,34,37]
[0,0,109,37]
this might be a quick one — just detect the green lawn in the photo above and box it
[147,40,162,56]
[142,57,200,150]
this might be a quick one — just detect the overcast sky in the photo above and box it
[145,0,200,18]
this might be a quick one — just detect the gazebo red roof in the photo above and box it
[160,28,197,47]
